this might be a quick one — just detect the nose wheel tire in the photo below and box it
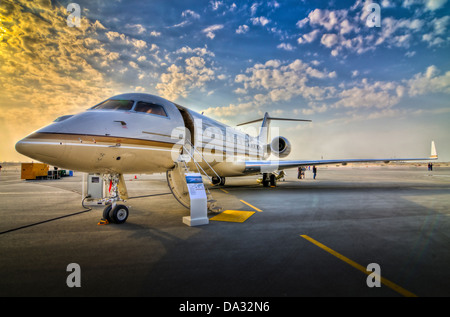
[102,204,129,224]
[110,204,129,224]
[102,205,113,223]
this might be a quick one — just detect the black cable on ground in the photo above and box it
[0,197,92,235]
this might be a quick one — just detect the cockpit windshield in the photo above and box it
[134,101,168,117]
[90,99,134,111]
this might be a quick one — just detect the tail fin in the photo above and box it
[430,141,438,159]
[237,112,311,144]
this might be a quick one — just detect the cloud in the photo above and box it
[106,31,123,41]
[425,0,448,10]
[277,43,295,51]
[235,59,336,95]
[202,24,224,39]
[308,8,348,31]
[0,4,117,108]
[156,56,216,100]
[212,59,450,122]
[210,1,224,11]
[297,29,320,44]
[129,61,139,69]
[0,1,125,159]
[203,102,254,117]
[421,16,449,46]
[125,23,146,34]
[301,102,328,115]
[175,45,215,57]
[375,17,425,48]
[172,9,201,28]
[329,65,450,112]
[332,79,403,110]
[105,30,148,49]
[131,38,147,50]
[402,0,449,11]
[182,9,200,19]
[407,65,450,96]
[320,33,339,48]
[381,0,395,8]
[250,3,259,16]
[236,24,249,34]
[251,16,270,26]
[205,59,337,117]
[296,17,309,28]
[295,4,449,56]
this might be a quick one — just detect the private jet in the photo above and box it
[15,93,438,224]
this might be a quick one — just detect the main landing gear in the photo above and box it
[98,174,129,225]
[259,171,286,187]
[262,173,276,188]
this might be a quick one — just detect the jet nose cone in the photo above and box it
[15,134,64,164]
[15,138,30,158]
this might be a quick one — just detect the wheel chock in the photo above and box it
[97,218,109,225]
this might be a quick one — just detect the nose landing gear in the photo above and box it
[98,174,129,225]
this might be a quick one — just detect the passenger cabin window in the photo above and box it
[134,101,168,117]
[91,99,134,111]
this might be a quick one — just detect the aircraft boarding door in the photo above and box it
[182,173,209,226]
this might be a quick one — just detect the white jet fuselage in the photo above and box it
[15,93,263,177]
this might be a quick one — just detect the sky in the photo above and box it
[1,0,449,162]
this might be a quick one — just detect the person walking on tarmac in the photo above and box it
[313,165,317,179]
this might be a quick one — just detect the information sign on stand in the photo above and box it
[183,173,209,226]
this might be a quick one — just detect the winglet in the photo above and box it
[430,141,438,159]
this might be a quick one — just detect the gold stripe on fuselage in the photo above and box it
[26,132,177,148]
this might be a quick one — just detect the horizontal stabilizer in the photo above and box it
[237,116,311,126]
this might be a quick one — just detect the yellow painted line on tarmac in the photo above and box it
[220,188,229,194]
[300,235,417,297]
[240,199,262,212]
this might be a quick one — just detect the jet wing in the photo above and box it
[243,141,438,174]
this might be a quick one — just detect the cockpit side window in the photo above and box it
[134,101,168,117]
[91,99,134,111]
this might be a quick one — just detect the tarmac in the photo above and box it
[1,164,450,299]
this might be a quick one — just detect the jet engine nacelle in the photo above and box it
[270,136,291,158]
